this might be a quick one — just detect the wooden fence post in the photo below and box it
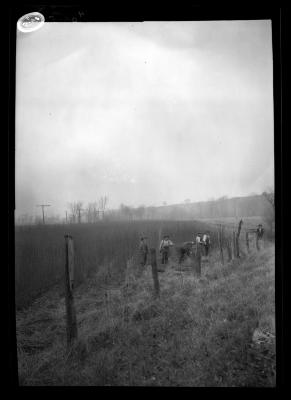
[236,235,239,257]
[246,231,250,253]
[193,243,201,277]
[221,225,225,264]
[232,230,236,258]
[64,235,78,347]
[150,248,160,298]
[256,234,260,251]
[218,224,224,265]
[226,235,232,262]
[236,219,243,258]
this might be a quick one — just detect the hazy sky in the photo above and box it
[15,20,274,218]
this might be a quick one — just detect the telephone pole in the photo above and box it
[36,204,51,224]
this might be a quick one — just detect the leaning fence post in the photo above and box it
[226,235,232,262]
[236,235,239,257]
[150,248,160,298]
[64,234,78,347]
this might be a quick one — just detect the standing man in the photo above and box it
[195,233,203,256]
[256,224,264,250]
[203,232,211,256]
[159,235,174,265]
[139,236,149,267]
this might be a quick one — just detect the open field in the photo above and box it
[16,240,275,386]
[15,220,219,309]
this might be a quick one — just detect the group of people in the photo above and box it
[176,232,211,264]
[195,232,211,256]
[139,223,265,267]
[138,231,211,267]
[138,235,173,268]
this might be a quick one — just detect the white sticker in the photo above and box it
[17,12,45,33]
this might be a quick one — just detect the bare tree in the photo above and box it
[76,201,84,224]
[99,196,108,220]
[86,202,95,223]
[92,202,99,222]
[68,202,78,223]
[36,204,51,224]
[68,202,84,223]
[84,202,101,223]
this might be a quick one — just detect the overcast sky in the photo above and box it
[15,20,274,218]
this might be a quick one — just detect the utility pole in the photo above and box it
[36,204,51,224]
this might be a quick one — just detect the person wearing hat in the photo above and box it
[256,224,264,250]
[159,235,174,265]
[139,236,149,267]
[202,231,211,256]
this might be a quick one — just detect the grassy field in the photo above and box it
[16,240,275,386]
[197,216,274,238]
[15,220,219,309]
[197,216,264,228]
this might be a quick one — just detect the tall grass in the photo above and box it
[16,244,275,386]
[15,220,216,309]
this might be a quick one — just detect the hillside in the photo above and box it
[16,242,275,386]
[144,194,273,221]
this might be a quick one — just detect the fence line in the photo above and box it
[64,235,78,348]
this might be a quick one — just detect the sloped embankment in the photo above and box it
[16,244,275,386]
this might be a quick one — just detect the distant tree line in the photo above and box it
[15,190,275,226]
[67,196,108,223]
[137,192,274,222]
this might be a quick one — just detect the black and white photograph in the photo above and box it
[13,10,277,387]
